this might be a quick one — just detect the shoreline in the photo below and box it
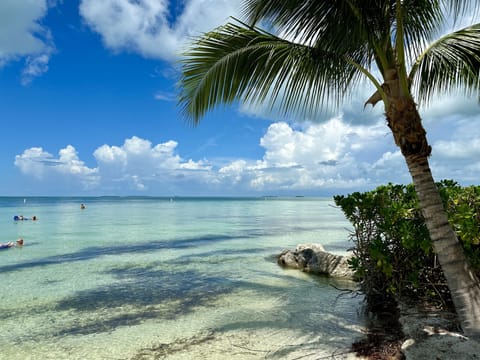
[398,303,480,360]
[277,244,480,359]
[350,301,480,360]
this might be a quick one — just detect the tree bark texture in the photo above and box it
[407,155,480,339]
[387,96,480,339]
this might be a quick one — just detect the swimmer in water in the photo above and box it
[0,238,23,249]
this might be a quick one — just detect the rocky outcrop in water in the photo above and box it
[277,243,355,279]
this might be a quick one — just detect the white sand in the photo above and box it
[399,305,480,360]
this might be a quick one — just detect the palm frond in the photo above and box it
[409,23,480,104]
[240,1,446,77]
[242,0,356,45]
[179,0,480,124]
[179,21,361,124]
[242,0,388,61]
[442,0,480,20]
[400,1,443,62]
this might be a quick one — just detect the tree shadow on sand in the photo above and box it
[122,267,367,360]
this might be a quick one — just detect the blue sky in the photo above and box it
[0,0,479,197]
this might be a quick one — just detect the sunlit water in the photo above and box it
[0,197,366,359]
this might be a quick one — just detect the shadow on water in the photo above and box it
[127,272,365,360]
[52,264,363,351]
[0,244,272,337]
[0,233,249,273]
[0,232,365,359]
[6,245,364,347]
[165,247,271,267]
[52,265,237,337]
[48,246,298,338]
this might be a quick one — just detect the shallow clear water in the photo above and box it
[0,197,365,359]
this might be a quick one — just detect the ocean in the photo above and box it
[0,197,366,359]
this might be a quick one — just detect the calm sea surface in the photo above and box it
[0,197,366,359]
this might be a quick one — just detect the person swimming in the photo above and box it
[0,238,24,249]
[13,215,38,221]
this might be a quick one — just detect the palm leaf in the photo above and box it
[180,0,480,123]
[179,20,361,124]
[409,23,480,104]
[443,0,480,18]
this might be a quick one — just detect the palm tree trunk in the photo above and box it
[406,155,480,339]
[386,96,480,338]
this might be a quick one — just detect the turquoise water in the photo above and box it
[0,197,365,359]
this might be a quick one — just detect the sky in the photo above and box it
[0,0,479,197]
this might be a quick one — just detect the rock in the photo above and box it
[277,243,355,279]
[297,243,325,253]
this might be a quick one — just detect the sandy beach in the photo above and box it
[399,305,480,360]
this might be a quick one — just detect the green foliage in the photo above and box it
[334,181,480,309]
[439,180,480,268]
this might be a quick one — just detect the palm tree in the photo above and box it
[179,0,480,338]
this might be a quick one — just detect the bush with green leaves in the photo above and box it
[439,180,480,269]
[334,181,480,310]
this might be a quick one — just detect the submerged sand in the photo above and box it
[129,327,366,359]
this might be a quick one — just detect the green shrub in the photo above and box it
[439,180,480,269]
[334,181,480,310]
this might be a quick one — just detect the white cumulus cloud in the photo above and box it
[0,0,55,83]
[217,118,404,194]
[429,118,480,184]
[1,0,243,82]
[14,114,479,195]
[93,136,213,192]
[14,145,99,189]
[79,0,242,62]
